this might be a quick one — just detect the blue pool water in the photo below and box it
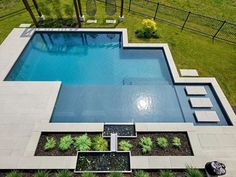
[5,32,229,125]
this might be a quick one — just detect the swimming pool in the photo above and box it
[5,32,229,125]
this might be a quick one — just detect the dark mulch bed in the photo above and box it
[76,152,130,172]
[103,125,136,137]
[35,132,107,156]
[119,132,193,156]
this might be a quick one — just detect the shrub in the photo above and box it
[185,166,204,177]
[92,135,108,151]
[6,171,23,177]
[139,137,152,154]
[107,172,124,177]
[172,137,181,148]
[134,170,149,177]
[34,170,49,177]
[81,172,97,177]
[119,140,133,151]
[160,170,175,177]
[74,134,92,151]
[55,170,73,177]
[44,137,56,151]
[135,19,159,39]
[157,137,169,149]
[59,135,74,151]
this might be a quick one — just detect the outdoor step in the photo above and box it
[185,86,207,95]
[194,111,220,122]
[190,98,213,108]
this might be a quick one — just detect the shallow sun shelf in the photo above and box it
[190,97,213,108]
[194,110,220,122]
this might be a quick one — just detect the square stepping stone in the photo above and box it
[190,97,213,108]
[19,24,31,28]
[180,69,199,76]
[87,19,97,23]
[194,111,220,122]
[106,19,116,24]
[185,86,207,96]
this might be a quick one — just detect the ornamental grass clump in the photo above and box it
[185,166,204,177]
[172,137,181,148]
[55,170,73,177]
[6,171,23,177]
[135,19,159,39]
[139,137,152,154]
[74,134,92,151]
[159,170,175,177]
[119,140,133,151]
[92,135,108,151]
[134,170,149,177]
[82,172,97,177]
[107,172,124,177]
[33,170,49,177]
[59,135,74,151]
[44,137,56,151]
[157,137,169,149]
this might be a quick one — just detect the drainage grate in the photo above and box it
[103,124,137,137]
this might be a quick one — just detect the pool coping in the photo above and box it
[1,28,236,175]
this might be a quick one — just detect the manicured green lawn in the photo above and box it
[0,0,235,106]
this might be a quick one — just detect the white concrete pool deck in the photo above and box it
[0,28,236,176]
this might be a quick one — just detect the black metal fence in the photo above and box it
[126,0,236,44]
[98,0,236,44]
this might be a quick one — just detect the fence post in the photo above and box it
[153,2,159,20]
[181,11,191,31]
[128,0,132,12]
[213,20,226,40]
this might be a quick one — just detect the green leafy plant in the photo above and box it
[139,137,153,153]
[135,19,159,39]
[134,170,149,177]
[160,170,175,177]
[6,171,23,177]
[33,170,49,177]
[157,137,169,148]
[172,137,181,148]
[74,134,92,151]
[92,135,108,151]
[107,172,124,177]
[119,140,133,151]
[59,135,74,151]
[44,137,56,151]
[55,170,73,177]
[81,172,97,177]
[185,166,204,177]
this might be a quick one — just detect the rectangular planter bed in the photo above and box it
[119,132,193,156]
[75,151,131,173]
